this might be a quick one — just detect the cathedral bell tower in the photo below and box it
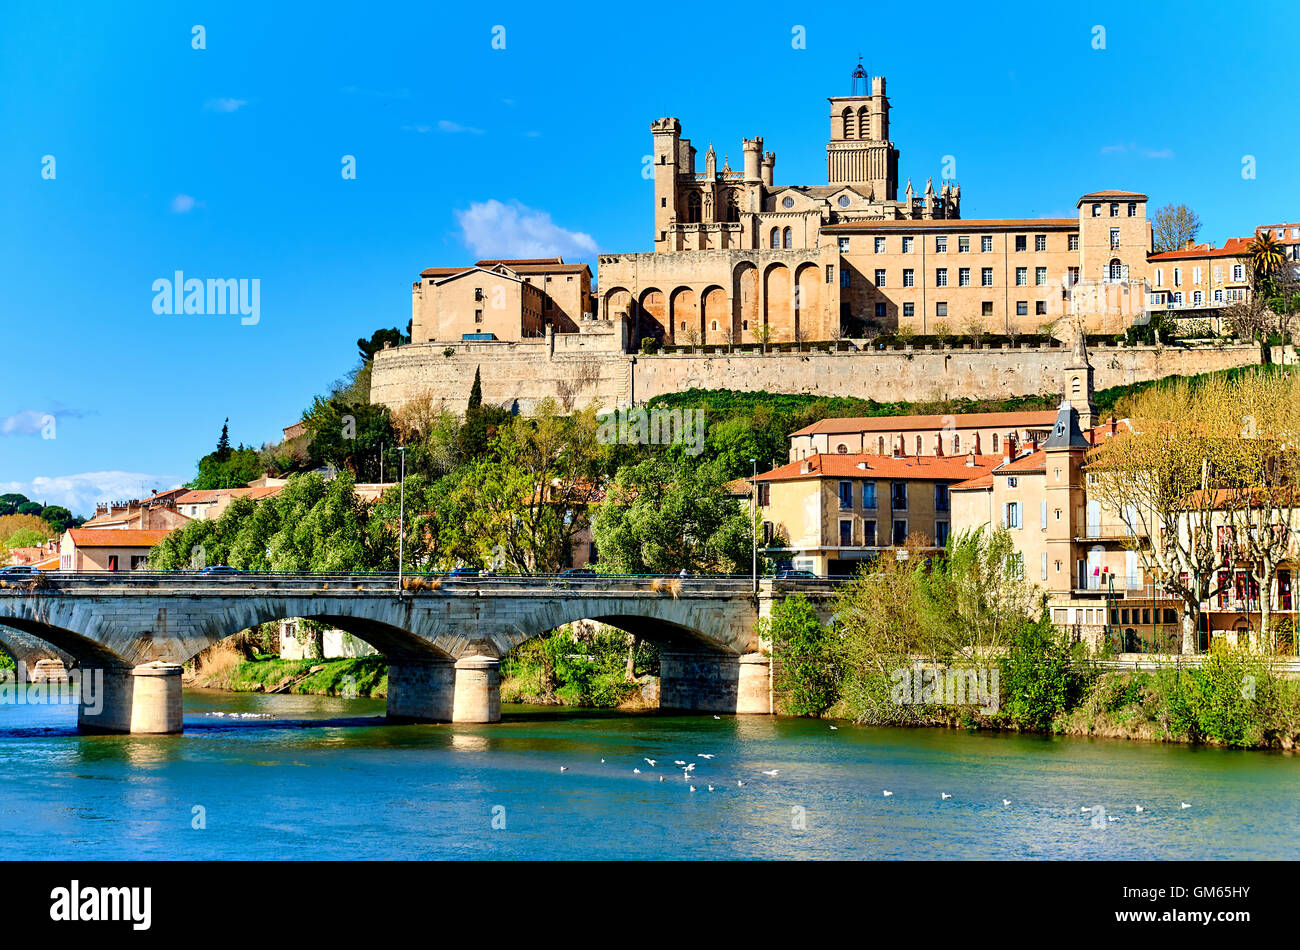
[826,60,899,200]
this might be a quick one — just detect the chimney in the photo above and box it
[965,454,976,467]
[800,460,813,475]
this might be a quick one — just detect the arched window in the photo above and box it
[915,435,923,455]
[1072,376,1081,395]
[857,106,869,138]
[877,436,885,454]
[686,192,702,224]
[836,443,848,454]
[725,192,739,223]
[992,433,1000,453]
[770,228,780,249]
[841,106,853,138]
[953,434,961,453]
[710,320,718,331]
[782,227,793,249]
[1109,258,1123,280]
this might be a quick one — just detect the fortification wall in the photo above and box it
[371,338,1262,415]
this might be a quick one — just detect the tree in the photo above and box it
[215,419,232,462]
[0,494,29,517]
[5,527,51,549]
[38,505,76,534]
[764,593,838,716]
[1087,374,1248,653]
[1151,203,1203,253]
[304,399,397,482]
[0,514,56,545]
[357,326,409,361]
[468,367,483,410]
[591,455,753,575]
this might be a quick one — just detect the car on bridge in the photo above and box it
[558,568,597,578]
[446,567,480,579]
[773,569,821,580]
[0,565,42,578]
[198,565,244,575]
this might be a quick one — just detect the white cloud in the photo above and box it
[437,120,484,134]
[455,200,599,261]
[205,97,247,113]
[1100,142,1173,159]
[0,472,182,518]
[402,124,433,133]
[170,194,202,213]
[1,407,90,437]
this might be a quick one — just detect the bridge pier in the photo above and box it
[659,651,770,715]
[78,662,184,735]
[386,656,500,724]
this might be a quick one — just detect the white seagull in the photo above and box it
[829,725,838,730]
[1181,802,1192,809]
[659,776,665,782]
[713,715,721,720]
[1108,815,1120,822]
[633,768,641,774]
[882,790,893,797]
[689,785,697,792]
[941,793,952,800]
[1002,799,1012,807]
[674,760,687,766]
[1135,805,1144,813]
[707,785,715,792]
[559,766,568,772]
[644,758,657,767]
[761,769,780,777]
[697,754,715,759]
[737,780,746,787]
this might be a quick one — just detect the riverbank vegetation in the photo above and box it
[766,527,1300,749]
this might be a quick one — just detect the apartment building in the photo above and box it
[788,410,1057,461]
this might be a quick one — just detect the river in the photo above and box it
[0,688,1296,860]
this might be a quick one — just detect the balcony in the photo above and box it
[1144,295,1230,312]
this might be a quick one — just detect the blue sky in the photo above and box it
[2,0,1297,515]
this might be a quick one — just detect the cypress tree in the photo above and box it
[468,367,483,410]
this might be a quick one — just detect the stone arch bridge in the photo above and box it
[0,573,838,734]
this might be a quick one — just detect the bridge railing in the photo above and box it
[0,571,849,595]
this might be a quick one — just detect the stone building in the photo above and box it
[1146,237,1253,330]
[410,258,593,344]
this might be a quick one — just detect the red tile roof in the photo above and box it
[950,473,994,491]
[66,529,172,548]
[176,486,283,505]
[757,453,1002,482]
[1077,190,1148,202]
[999,450,1046,474]
[1148,237,1252,261]
[791,410,1058,437]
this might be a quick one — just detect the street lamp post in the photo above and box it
[397,446,407,594]
[750,458,757,594]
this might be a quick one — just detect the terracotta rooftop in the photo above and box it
[1148,237,1253,262]
[65,529,172,548]
[791,410,1058,437]
[176,486,283,505]
[1077,190,1149,202]
[756,453,1003,482]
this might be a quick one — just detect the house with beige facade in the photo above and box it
[59,529,171,572]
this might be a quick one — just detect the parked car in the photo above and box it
[774,569,819,580]
[559,568,596,578]
[198,565,244,575]
[447,567,480,578]
[0,565,41,577]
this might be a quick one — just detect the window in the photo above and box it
[1015,235,1027,252]
[1005,501,1022,528]
[1193,290,1203,304]
[935,301,947,317]
[1040,500,1047,529]
[1155,267,1164,287]
[1127,203,1137,217]
[874,268,886,286]
[840,268,851,289]
[107,555,119,572]
[992,434,999,452]
[826,264,834,283]
[838,194,851,207]
[862,481,877,509]
[1110,203,1119,217]
[863,520,877,547]
[475,309,483,324]
[1068,266,1080,285]
[782,227,792,249]
[903,269,915,287]
[1232,264,1244,281]
[839,520,853,547]
[1214,289,1223,303]
[1091,203,1101,217]
[1110,228,1121,250]
[1007,476,1019,488]
[875,302,886,318]
[1068,234,1079,251]
[958,236,970,253]
[1213,265,1222,282]
[839,481,853,509]
[838,237,850,253]
[1041,552,1048,580]
[1035,301,1047,315]
[981,301,993,316]
[891,481,908,510]
[1016,267,1027,286]
[1110,259,1124,280]
[915,435,923,454]
[770,228,779,249]
[902,236,914,253]
[959,267,970,286]
[1035,234,1046,251]
[1173,267,1182,286]
[981,267,994,286]
[935,483,950,512]
[1035,266,1047,285]
[874,237,886,253]
[936,268,948,287]
[953,434,961,453]
[981,235,993,252]
[902,302,914,317]
[781,196,795,209]
[935,236,947,252]
[877,437,885,454]
[936,521,950,547]
[892,519,908,546]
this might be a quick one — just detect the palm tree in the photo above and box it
[1248,232,1286,289]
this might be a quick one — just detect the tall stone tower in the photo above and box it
[826,62,898,199]
[1064,327,1096,432]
